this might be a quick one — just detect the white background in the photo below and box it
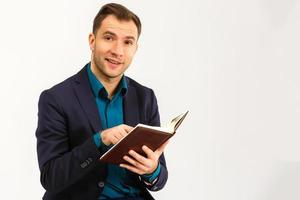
[0,0,300,199]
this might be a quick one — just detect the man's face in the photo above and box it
[89,15,138,81]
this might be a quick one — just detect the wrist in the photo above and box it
[142,163,161,183]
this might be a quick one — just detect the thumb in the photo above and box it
[155,140,169,156]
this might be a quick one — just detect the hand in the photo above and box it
[101,124,133,146]
[120,140,169,175]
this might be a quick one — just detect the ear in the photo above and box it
[88,33,95,51]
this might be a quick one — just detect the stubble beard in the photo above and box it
[93,53,123,80]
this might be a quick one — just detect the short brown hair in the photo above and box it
[93,3,141,37]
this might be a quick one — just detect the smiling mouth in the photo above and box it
[105,58,123,65]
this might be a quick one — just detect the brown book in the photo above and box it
[99,111,188,165]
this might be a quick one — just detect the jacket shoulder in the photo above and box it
[40,67,84,98]
[125,76,154,94]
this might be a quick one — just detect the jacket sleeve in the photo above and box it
[141,89,168,191]
[36,90,103,195]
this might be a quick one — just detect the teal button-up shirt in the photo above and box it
[87,64,160,199]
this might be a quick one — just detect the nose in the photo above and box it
[111,41,124,58]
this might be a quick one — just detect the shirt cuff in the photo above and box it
[141,163,161,183]
[93,132,102,148]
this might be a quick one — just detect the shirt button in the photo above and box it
[98,181,105,188]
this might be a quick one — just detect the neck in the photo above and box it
[90,62,122,99]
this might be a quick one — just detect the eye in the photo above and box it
[104,35,113,41]
[124,40,134,45]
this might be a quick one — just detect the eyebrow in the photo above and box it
[103,31,136,41]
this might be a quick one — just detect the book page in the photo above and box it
[167,111,189,131]
[137,124,172,133]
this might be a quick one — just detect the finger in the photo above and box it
[120,163,144,175]
[122,124,134,133]
[123,155,148,172]
[115,131,125,141]
[128,150,149,166]
[155,140,170,156]
[111,132,122,144]
[111,136,119,145]
[119,128,128,138]
[142,145,156,160]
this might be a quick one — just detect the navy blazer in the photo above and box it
[36,64,168,200]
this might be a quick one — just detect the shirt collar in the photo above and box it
[87,63,128,99]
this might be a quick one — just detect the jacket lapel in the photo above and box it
[72,68,139,132]
[123,77,140,127]
[73,64,102,133]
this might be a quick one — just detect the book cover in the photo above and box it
[99,111,188,164]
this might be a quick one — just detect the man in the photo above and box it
[36,3,168,200]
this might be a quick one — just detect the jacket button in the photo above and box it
[80,162,87,168]
[98,181,105,188]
